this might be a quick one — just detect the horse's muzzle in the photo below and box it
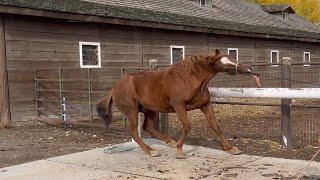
[241,67,260,77]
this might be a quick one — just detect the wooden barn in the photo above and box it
[1,0,320,126]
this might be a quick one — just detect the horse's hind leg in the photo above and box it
[127,108,161,157]
[143,111,177,148]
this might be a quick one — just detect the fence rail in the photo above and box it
[210,88,320,99]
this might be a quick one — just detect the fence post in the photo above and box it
[149,59,157,71]
[88,69,93,122]
[281,57,292,148]
[34,71,39,118]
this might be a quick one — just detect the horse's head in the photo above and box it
[211,49,261,86]
[211,49,254,75]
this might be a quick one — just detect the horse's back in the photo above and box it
[112,70,173,112]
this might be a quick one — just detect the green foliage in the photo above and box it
[245,0,320,24]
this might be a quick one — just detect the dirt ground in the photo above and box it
[0,117,319,168]
[169,107,320,162]
[0,121,130,168]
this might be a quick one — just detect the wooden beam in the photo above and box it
[0,15,10,127]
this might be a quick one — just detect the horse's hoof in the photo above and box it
[175,152,186,159]
[150,150,161,157]
[227,147,242,155]
[166,140,177,148]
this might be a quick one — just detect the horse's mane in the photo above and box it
[172,54,217,74]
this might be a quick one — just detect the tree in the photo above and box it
[245,0,320,24]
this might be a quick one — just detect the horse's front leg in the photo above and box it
[172,103,191,159]
[200,103,242,155]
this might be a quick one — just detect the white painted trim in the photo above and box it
[270,50,279,66]
[79,41,102,68]
[170,45,185,65]
[303,52,311,66]
[209,88,320,99]
[228,48,239,62]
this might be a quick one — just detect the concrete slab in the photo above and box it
[0,139,319,180]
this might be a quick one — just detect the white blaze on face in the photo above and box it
[220,57,236,65]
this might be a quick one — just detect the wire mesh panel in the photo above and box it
[167,99,281,142]
[291,64,320,88]
[166,98,319,148]
[34,62,320,148]
[210,64,281,87]
[291,102,320,147]
[34,67,148,123]
[164,63,320,148]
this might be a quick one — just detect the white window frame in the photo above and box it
[282,12,289,20]
[303,52,311,67]
[170,45,185,65]
[270,50,279,66]
[79,41,102,68]
[199,0,207,6]
[228,48,239,62]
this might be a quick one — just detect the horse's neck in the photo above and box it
[199,71,216,89]
[181,68,215,90]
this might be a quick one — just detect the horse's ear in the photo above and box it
[215,49,221,56]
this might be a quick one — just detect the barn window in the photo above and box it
[270,50,279,65]
[79,41,101,68]
[170,46,185,64]
[303,52,311,66]
[228,48,238,62]
[282,12,289,20]
[199,0,206,6]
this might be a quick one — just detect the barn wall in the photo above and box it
[142,29,209,66]
[5,15,144,121]
[4,14,320,121]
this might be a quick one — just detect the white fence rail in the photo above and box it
[209,88,320,99]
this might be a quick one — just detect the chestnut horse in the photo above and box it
[97,49,260,159]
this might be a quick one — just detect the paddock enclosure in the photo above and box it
[1,1,320,152]
[31,61,320,149]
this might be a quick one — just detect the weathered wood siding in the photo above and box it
[5,15,143,121]
[4,14,320,121]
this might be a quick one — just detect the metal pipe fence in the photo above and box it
[34,67,149,123]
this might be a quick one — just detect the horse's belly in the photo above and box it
[185,103,204,111]
[139,95,175,113]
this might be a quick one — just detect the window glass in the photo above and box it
[271,51,279,64]
[171,46,185,64]
[228,48,238,62]
[304,52,310,66]
[79,42,101,68]
[200,0,206,6]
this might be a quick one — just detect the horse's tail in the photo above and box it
[96,89,113,129]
